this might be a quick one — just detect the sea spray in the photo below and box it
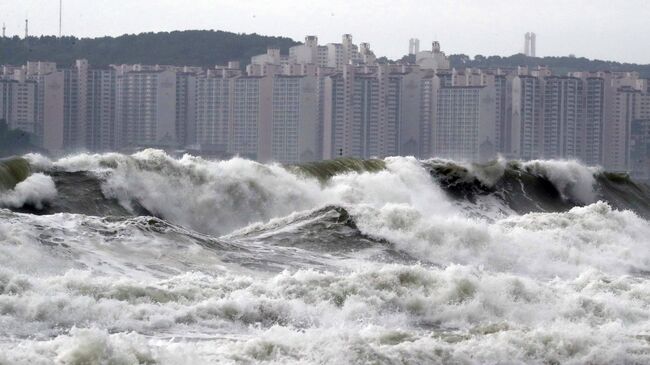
[0,173,57,209]
[0,151,649,364]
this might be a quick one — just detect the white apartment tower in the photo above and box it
[524,32,537,57]
[434,86,497,162]
[229,75,273,161]
[511,74,543,160]
[271,75,319,163]
[416,41,450,70]
[0,71,38,137]
[541,76,583,159]
[409,38,420,55]
[322,65,403,159]
[115,69,177,148]
[195,74,232,151]
[22,62,66,154]
[86,67,118,151]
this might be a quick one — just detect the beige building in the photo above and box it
[416,41,450,71]
[251,48,282,66]
[2,63,66,154]
[22,63,66,154]
[0,76,37,136]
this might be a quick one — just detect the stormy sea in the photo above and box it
[1,149,649,364]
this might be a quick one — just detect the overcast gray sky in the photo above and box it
[1,0,648,64]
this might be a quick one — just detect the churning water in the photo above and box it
[1,150,649,364]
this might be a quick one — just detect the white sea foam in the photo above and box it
[16,151,649,278]
[0,173,57,209]
[0,262,648,364]
[520,159,601,203]
[1,151,647,363]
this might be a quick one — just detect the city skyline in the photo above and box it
[1,0,649,64]
[2,33,650,180]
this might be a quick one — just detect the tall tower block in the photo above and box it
[530,32,536,57]
[409,38,420,55]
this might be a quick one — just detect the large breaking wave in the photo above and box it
[1,150,650,364]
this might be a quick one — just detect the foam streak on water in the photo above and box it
[0,150,649,364]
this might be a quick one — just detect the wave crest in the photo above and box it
[0,173,57,209]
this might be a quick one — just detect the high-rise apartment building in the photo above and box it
[62,68,79,149]
[33,70,65,154]
[60,60,119,152]
[322,65,404,159]
[601,73,648,171]
[408,38,420,56]
[84,67,117,151]
[541,76,583,159]
[419,74,438,158]
[524,32,537,57]
[229,75,273,161]
[416,41,450,70]
[175,72,197,146]
[195,73,233,152]
[271,75,319,163]
[630,118,650,180]
[2,63,66,153]
[530,33,537,57]
[397,68,425,157]
[575,75,605,166]
[490,73,511,155]
[607,86,648,171]
[434,86,497,162]
[115,69,177,149]
[2,32,648,178]
[251,48,282,66]
[0,76,37,136]
[288,35,330,68]
[322,66,358,159]
[511,74,543,160]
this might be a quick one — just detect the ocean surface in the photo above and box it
[1,150,649,364]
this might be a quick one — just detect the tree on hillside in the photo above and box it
[0,30,298,68]
[1,30,649,76]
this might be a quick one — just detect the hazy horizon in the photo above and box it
[1,0,648,64]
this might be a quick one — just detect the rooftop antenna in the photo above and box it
[59,0,62,37]
[25,18,28,39]
[2,23,5,38]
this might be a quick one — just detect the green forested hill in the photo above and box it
[1,30,648,77]
[448,54,650,78]
[0,30,299,68]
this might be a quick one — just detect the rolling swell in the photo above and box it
[294,157,386,182]
[424,158,650,218]
[597,172,650,217]
[3,150,650,224]
[0,156,30,191]
[10,170,151,217]
[225,205,417,264]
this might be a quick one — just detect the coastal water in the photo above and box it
[1,150,649,364]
